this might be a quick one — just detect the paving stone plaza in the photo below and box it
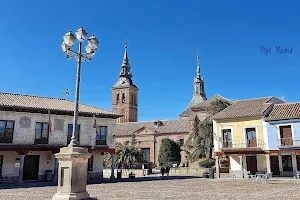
[0,177,299,200]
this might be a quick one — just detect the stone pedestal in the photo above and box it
[52,147,91,200]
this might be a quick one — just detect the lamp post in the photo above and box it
[52,27,99,200]
[62,27,99,147]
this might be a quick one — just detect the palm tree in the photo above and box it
[114,143,145,170]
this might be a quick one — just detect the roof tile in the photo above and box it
[116,119,189,136]
[213,97,282,120]
[265,102,300,121]
[0,92,120,117]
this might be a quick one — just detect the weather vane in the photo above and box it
[124,38,128,48]
[63,88,70,100]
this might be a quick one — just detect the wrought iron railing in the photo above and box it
[278,137,300,147]
[221,139,265,149]
[96,140,106,145]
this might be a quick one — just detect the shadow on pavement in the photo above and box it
[0,175,203,190]
[89,175,203,185]
[0,181,56,190]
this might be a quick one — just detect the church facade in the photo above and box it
[113,46,230,166]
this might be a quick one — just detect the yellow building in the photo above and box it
[213,97,284,177]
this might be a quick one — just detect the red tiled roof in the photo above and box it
[213,97,284,120]
[0,92,120,118]
[116,119,189,136]
[265,102,300,121]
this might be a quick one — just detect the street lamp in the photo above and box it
[61,27,100,147]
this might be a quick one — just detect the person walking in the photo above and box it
[165,166,170,176]
[161,166,165,176]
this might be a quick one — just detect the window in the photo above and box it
[0,120,14,143]
[246,128,257,147]
[35,122,49,144]
[116,94,119,104]
[67,124,81,145]
[282,155,293,172]
[279,125,293,146]
[141,148,150,163]
[222,129,232,148]
[96,126,107,145]
[179,139,184,146]
[122,94,125,103]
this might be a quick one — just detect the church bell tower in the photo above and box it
[112,43,138,123]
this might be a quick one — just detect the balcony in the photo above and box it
[34,138,49,145]
[96,140,106,146]
[278,137,300,149]
[220,139,265,152]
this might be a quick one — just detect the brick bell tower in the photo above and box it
[112,43,138,123]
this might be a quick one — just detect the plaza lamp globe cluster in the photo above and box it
[61,27,100,59]
[61,27,99,147]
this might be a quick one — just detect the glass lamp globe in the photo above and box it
[63,31,76,47]
[75,27,88,42]
[87,35,100,50]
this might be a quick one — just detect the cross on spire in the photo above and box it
[196,49,200,79]
[124,38,128,48]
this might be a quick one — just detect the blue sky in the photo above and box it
[1,1,300,121]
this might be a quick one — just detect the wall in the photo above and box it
[0,110,116,147]
[0,151,55,180]
[230,155,243,171]
[0,151,19,178]
[88,153,104,180]
[0,110,117,181]
[266,119,300,150]
[112,87,138,123]
[215,117,264,151]
[115,131,189,166]
[27,151,55,178]
[256,154,267,171]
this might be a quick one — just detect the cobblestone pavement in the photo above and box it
[0,177,299,200]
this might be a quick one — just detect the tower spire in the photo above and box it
[179,50,207,118]
[112,40,139,123]
[193,50,206,99]
[119,39,132,78]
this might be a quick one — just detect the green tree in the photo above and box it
[184,99,231,163]
[158,138,181,166]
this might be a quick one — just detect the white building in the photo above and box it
[0,92,120,183]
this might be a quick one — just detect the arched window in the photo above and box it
[122,94,125,103]
[116,94,119,104]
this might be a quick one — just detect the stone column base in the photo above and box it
[52,191,90,200]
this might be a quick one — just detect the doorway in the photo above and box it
[23,155,40,180]
[0,155,3,177]
[282,155,293,172]
[246,156,257,174]
[270,156,280,175]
